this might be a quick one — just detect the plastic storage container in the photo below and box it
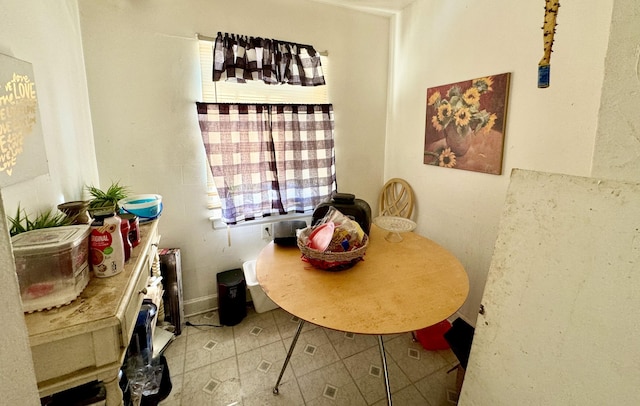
[243,260,279,313]
[11,225,91,313]
[118,194,163,219]
[415,320,452,350]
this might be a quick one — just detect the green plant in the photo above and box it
[8,204,72,237]
[86,181,130,211]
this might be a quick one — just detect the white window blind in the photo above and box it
[197,37,330,104]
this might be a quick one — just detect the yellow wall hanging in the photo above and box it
[538,1,560,88]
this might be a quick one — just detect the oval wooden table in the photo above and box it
[257,224,469,405]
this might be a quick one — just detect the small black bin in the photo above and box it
[217,268,247,326]
[443,318,475,369]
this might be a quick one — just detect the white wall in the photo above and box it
[0,2,99,212]
[592,0,640,182]
[386,0,614,324]
[77,0,390,313]
[0,0,99,403]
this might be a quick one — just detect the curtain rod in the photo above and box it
[196,102,334,107]
[196,33,329,56]
[196,33,216,41]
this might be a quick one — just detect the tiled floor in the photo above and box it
[158,306,461,406]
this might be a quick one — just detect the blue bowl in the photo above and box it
[118,194,162,218]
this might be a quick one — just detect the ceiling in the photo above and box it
[306,0,415,14]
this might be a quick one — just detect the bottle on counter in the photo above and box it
[120,215,132,262]
[90,208,125,278]
[120,212,141,248]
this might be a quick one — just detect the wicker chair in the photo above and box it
[378,178,414,219]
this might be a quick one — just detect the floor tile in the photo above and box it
[297,361,367,405]
[371,383,428,406]
[159,308,460,406]
[183,327,236,373]
[237,340,295,397]
[324,328,378,359]
[181,356,241,406]
[342,344,411,404]
[243,378,305,406]
[414,365,460,406]
[234,311,282,354]
[384,333,451,382]
[272,309,318,339]
[289,328,340,377]
[163,334,186,376]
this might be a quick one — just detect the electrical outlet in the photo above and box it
[262,224,273,240]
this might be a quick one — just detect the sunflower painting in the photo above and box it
[424,73,511,175]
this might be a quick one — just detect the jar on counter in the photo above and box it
[90,209,125,278]
[119,213,141,248]
[120,215,132,262]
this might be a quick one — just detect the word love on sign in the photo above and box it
[0,53,48,187]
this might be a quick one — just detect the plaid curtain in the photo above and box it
[197,103,336,224]
[213,32,325,87]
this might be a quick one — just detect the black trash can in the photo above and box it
[217,268,247,326]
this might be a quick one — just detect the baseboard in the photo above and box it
[186,297,473,325]
[183,293,254,318]
[183,294,217,318]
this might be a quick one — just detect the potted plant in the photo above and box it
[85,181,130,215]
[7,204,72,237]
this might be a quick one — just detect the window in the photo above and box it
[197,35,335,225]
[198,37,330,104]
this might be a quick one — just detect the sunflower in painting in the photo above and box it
[428,76,497,137]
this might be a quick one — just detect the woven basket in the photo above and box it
[297,228,368,272]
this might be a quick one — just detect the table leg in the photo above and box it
[378,335,393,406]
[273,319,305,395]
[102,372,124,406]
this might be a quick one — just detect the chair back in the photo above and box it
[378,178,414,219]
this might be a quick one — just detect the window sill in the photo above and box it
[209,211,312,230]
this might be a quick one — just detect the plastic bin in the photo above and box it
[12,225,91,313]
[242,260,279,313]
[415,320,452,350]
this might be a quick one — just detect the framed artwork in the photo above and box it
[423,72,511,175]
[0,53,48,187]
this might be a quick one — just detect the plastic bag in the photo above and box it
[309,207,365,252]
